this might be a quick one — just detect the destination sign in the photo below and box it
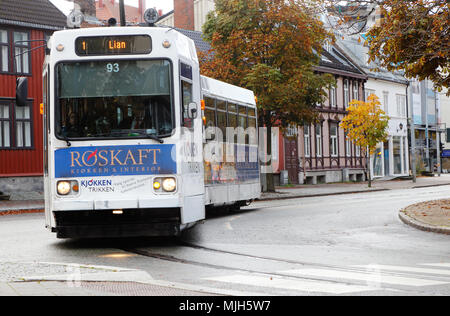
[75,35,152,56]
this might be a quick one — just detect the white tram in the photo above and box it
[16,24,260,238]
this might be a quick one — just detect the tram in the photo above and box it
[16,15,260,238]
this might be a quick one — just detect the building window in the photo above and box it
[396,94,406,117]
[15,103,32,148]
[0,29,31,74]
[355,144,361,157]
[365,89,376,102]
[344,79,349,108]
[329,123,338,157]
[0,29,8,72]
[315,124,322,157]
[383,91,389,113]
[352,81,359,101]
[13,31,30,74]
[393,136,402,174]
[330,85,337,108]
[304,125,310,157]
[0,99,32,149]
[345,135,352,157]
[0,102,11,148]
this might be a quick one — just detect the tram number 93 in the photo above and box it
[106,63,120,73]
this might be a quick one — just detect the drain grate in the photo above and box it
[80,281,217,296]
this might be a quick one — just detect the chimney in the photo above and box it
[174,0,195,30]
[98,0,103,7]
[138,0,144,22]
[158,9,163,17]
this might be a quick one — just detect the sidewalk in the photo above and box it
[261,174,450,201]
[2,175,450,214]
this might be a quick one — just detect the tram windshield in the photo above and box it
[56,59,173,140]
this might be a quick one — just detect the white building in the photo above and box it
[337,36,410,178]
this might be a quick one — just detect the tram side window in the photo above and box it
[238,104,248,144]
[216,100,226,142]
[204,97,216,140]
[227,103,237,143]
[248,108,257,145]
[182,80,193,128]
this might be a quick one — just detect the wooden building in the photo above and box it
[0,0,66,198]
[275,44,368,185]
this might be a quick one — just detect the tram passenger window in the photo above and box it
[217,110,226,143]
[238,105,247,144]
[204,97,216,141]
[216,100,226,111]
[182,80,193,128]
[227,103,237,143]
[248,112,257,145]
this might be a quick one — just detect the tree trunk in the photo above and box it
[263,126,275,192]
[367,149,371,188]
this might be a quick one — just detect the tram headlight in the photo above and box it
[57,181,71,195]
[162,178,176,192]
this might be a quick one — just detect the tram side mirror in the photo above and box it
[16,77,29,107]
[187,102,198,120]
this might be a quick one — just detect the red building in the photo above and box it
[0,0,66,198]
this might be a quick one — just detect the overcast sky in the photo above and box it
[49,0,174,16]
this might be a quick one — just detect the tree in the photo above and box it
[340,94,389,187]
[200,0,335,191]
[325,0,449,95]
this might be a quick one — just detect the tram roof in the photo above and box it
[201,76,256,108]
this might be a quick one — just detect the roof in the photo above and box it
[337,35,408,85]
[0,0,67,30]
[175,28,211,52]
[317,44,367,79]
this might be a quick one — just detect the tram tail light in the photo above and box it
[201,99,205,111]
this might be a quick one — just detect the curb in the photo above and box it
[258,188,389,202]
[0,209,44,216]
[398,210,450,235]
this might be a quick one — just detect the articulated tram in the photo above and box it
[16,22,260,238]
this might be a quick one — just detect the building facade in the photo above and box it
[275,44,368,185]
[0,0,66,198]
[409,79,443,174]
[337,36,410,179]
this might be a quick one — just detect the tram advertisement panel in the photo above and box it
[54,144,176,178]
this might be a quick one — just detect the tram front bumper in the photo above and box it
[51,196,183,238]
[52,196,182,211]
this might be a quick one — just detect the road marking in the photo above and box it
[353,264,450,277]
[281,268,448,287]
[206,274,378,294]
[421,263,450,268]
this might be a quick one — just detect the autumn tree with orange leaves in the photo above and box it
[326,0,449,94]
[340,94,389,187]
[200,0,334,191]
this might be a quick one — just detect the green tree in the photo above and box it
[340,94,389,187]
[200,0,335,191]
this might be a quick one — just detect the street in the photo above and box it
[0,185,449,296]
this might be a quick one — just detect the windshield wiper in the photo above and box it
[115,130,164,143]
[146,133,164,144]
